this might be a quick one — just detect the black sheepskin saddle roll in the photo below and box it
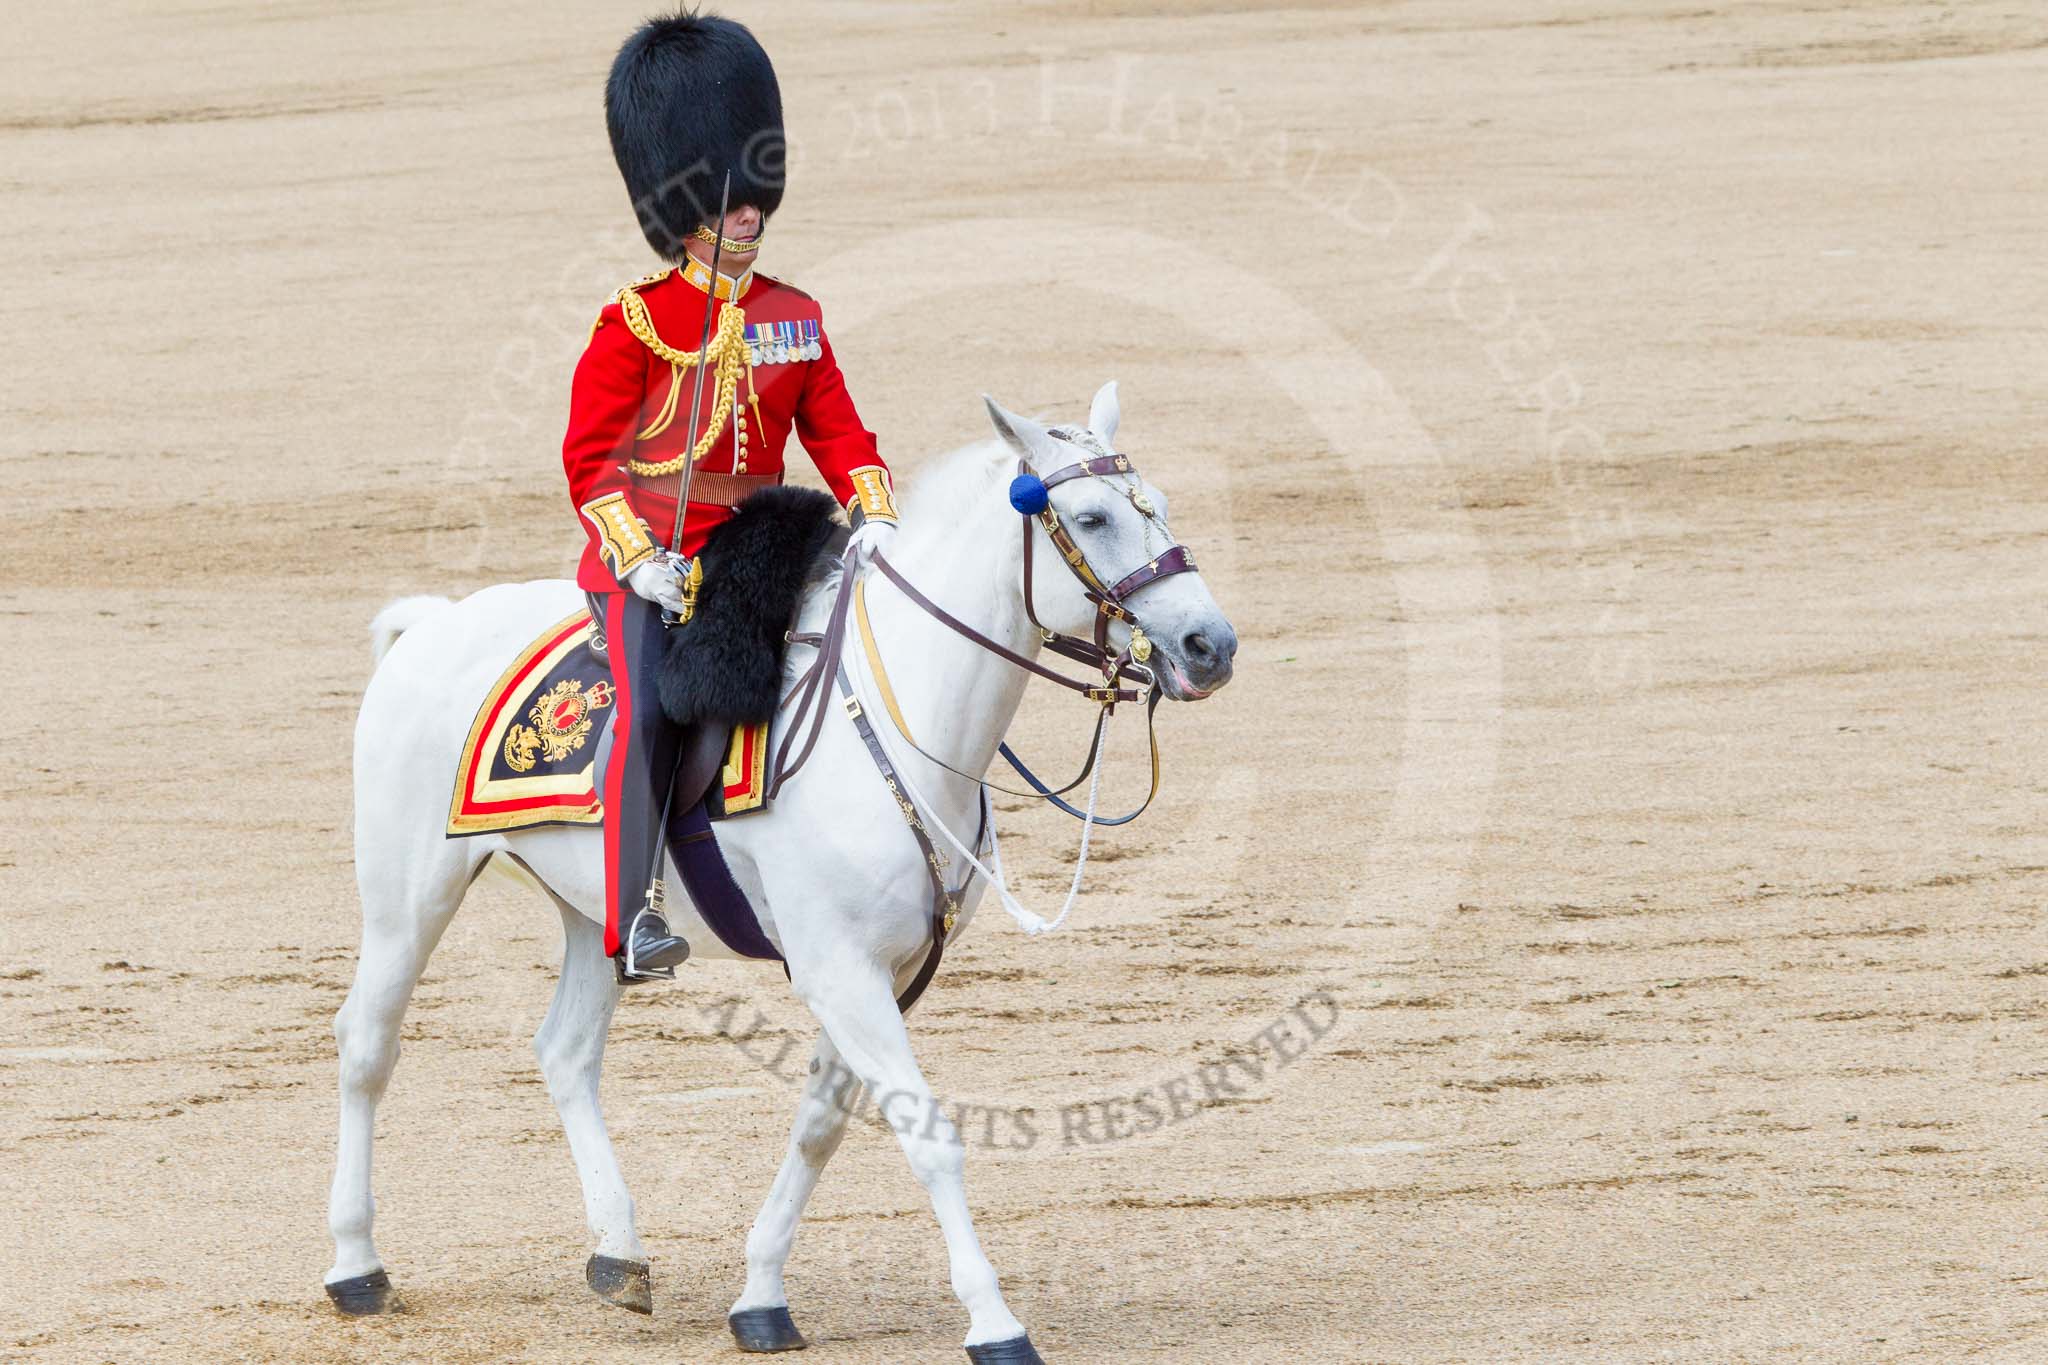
[655,486,843,728]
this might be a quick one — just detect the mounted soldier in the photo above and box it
[330,9,1239,1351]
[566,11,900,981]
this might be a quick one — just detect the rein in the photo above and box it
[768,435,1199,945]
[876,439,1200,725]
[857,564,1166,822]
[868,553,1142,707]
[777,438,1194,810]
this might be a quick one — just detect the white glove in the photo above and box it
[624,555,688,615]
[849,518,897,562]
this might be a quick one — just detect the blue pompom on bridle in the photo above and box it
[1007,472,1050,515]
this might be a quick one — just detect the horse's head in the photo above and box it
[983,385,1237,701]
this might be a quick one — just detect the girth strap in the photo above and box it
[833,658,980,1013]
[666,794,785,964]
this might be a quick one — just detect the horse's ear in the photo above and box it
[982,394,1051,467]
[1088,380,1121,447]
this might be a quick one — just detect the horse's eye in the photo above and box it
[1074,512,1108,530]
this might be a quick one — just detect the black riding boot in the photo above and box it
[604,588,693,984]
[618,900,691,982]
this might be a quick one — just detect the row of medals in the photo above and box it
[747,329,821,367]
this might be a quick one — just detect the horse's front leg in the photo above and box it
[726,1030,855,1352]
[791,952,1039,1363]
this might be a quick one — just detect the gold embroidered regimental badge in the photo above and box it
[503,679,615,773]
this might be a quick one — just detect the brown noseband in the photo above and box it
[1020,436,1199,687]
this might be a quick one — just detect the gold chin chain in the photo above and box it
[619,285,751,476]
[693,224,763,254]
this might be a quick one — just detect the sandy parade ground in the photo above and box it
[3,1,2046,1360]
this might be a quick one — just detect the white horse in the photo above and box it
[325,387,1236,1362]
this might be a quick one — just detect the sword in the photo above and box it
[668,170,733,559]
[631,174,734,969]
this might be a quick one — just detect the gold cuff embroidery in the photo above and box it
[846,465,899,525]
[580,493,656,576]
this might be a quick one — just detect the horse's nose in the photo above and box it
[1181,623,1238,688]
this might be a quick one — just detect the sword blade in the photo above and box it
[670,170,733,555]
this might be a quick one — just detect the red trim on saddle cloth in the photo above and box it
[445,609,774,838]
[721,715,769,815]
[447,612,608,835]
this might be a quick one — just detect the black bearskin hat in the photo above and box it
[606,11,786,261]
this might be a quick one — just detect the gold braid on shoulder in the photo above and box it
[617,285,750,477]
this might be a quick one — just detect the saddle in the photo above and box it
[452,489,844,960]
[595,488,845,959]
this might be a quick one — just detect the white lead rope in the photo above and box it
[855,663,1110,938]
[1016,719,1106,935]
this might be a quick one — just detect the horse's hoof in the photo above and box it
[324,1268,398,1316]
[585,1253,653,1315]
[729,1305,808,1352]
[965,1336,1044,1364]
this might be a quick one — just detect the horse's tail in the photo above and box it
[368,596,453,668]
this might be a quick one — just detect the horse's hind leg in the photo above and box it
[726,1030,853,1352]
[323,836,474,1315]
[532,900,650,1314]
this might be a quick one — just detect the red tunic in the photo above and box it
[562,264,888,590]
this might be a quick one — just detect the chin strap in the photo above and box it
[693,223,764,255]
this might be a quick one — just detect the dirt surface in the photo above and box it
[4,2,2046,1361]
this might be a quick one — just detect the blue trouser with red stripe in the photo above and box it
[598,589,681,958]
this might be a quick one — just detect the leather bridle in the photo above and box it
[1018,432,1200,688]
[739,434,1206,1011]
[772,433,1200,818]
[759,436,1202,1010]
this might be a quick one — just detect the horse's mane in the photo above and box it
[898,437,1012,528]
[780,437,1013,697]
